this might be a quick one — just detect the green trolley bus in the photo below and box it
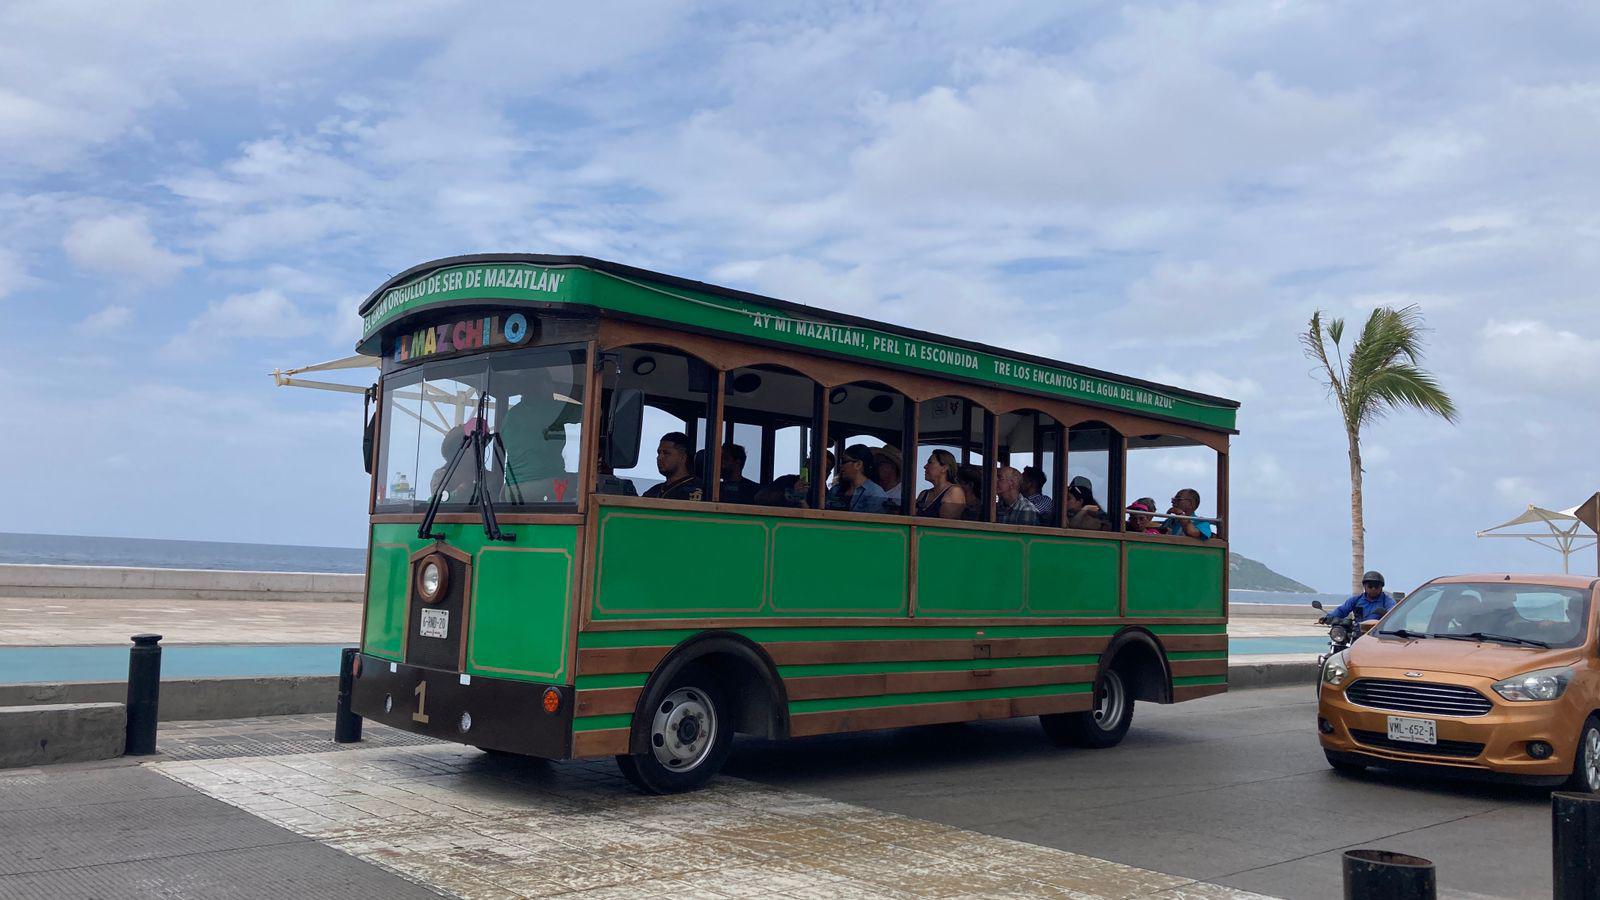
[350,254,1239,793]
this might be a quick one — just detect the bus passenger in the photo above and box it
[872,447,903,512]
[835,444,890,514]
[995,466,1039,526]
[1126,497,1162,534]
[1164,488,1213,539]
[643,432,704,501]
[958,465,984,520]
[915,449,967,519]
[1064,477,1108,531]
[430,424,478,501]
[1021,466,1053,521]
[500,370,581,493]
[719,443,760,504]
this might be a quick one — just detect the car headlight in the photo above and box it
[1322,651,1350,687]
[1492,667,1573,702]
[417,553,448,603]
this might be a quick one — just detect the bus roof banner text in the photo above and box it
[358,262,1233,430]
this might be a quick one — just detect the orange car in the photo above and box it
[1318,573,1600,789]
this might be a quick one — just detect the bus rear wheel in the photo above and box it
[1041,669,1133,749]
[616,673,732,794]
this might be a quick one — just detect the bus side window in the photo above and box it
[724,365,821,509]
[601,346,714,500]
[997,409,1060,527]
[916,395,991,521]
[826,382,909,515]
[1124,433,1219,539]
[1064,423,1118,532]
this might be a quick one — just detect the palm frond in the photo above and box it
[1348,305,1428,382]
[1300,310,1347,408]
[1354,364,1458,425]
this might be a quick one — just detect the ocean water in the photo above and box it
[1,531,1341,603]
[0,532,365,574]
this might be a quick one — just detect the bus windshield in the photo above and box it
[1381,582,1592,649]
[376,345,586,512]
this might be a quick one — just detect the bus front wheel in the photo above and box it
[616,671,733,794]
[1040,669,1133,749]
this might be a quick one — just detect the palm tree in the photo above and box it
[1301,305,1458,593]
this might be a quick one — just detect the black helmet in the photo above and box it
[1361,570,1385,587]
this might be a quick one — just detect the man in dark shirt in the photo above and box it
[643,431,704,501]
[719,443,760,504]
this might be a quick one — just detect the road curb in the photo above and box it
[0,675,337,721]
[1228,660,1320,689]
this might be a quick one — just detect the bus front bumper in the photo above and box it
[351,654,573,759]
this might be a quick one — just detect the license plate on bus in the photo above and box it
[1387,716,1436,745]
[419,608,449,639]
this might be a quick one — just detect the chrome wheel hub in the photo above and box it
[1093,670,1127,731]
[651,687,716,771]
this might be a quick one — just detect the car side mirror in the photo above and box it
[605,388,645,470]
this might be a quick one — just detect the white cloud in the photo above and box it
[1495,476,1537,503]
[0,247,30,299]
[62,214,196,283]
[77,305,132,335]
[1480,319,1600,388]
[163,289,318,359]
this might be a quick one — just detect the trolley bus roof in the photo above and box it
[357,254,1240,432]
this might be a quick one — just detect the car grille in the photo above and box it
[1351,729,1485,759]
[1344,679,1494,717]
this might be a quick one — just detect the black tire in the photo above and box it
[616,670,733,794]
[1324,751,1366,776]
[1564,716,1600,793]
[1041,669,1134,749]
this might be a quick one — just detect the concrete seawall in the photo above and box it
[0,675,339,721]
[0,564,362,602]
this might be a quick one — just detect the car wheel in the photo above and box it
[616,672,733,794]
[1325,750,1366,776]
[1565,716,1600,793]
[1041,669,1133,749]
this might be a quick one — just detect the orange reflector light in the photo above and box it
[351,655,362,678]
[542,688,561,714]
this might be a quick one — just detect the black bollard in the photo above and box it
[1553,791,1600,899]
[1343,849,1435,899]
[125,633,163,755]
[334,647,363,743]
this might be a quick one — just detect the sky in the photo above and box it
[2,1,1598,592]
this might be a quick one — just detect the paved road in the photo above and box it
[728,685,1556,899]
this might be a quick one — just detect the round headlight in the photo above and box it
[1329,624,1349,644]
[417,553,448,603]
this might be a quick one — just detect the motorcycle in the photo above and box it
[1311,600,1365,693]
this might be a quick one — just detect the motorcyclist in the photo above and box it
[1323,570,1395,624]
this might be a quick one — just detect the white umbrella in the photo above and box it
[1477,496,1598,574]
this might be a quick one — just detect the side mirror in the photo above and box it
[1311,600,1324,611]
[362,384,376,475]
[605,388,645,470]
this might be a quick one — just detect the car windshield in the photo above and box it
[1381,582,1592,649]
[377,345,586,512]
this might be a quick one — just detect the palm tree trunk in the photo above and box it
[1348,429,1364,594]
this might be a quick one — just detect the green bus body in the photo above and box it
[349,254,1236,778]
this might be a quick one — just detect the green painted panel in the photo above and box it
[790,681,1091,714]
[573,713,631,731]
[1125,543,1226,617]
[1026,537,1120,616]
[363,538,409,661]
[466,534,575,683]
[770,521,908,615]
[592,508,767,617]
[1175,675,1228,686]
[364,522,577,681]
[575,673,650,690]
[915,530,1025,616]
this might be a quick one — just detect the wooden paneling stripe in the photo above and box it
[574,686,643,717]
[789,692,1093,738]
[784,664,1099,701]
[572,727,630,758]
[1168,658,1229,678]
[1155,634,1228,653]
[576,636,1116,676]
[1171,683,1228,702]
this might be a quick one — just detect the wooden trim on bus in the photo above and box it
[577,614,1226,631]
[576,635,1121,676]
[596,319,1230,448]
[572,728,630,758]
[789,692,1094,739]
[1172,683,1228,702]
[1168,658,1229,678]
